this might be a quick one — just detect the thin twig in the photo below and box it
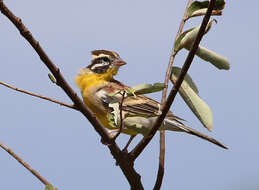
[0,141,51,186]
[130,0,216,161]
[0,81,77,110]
[153,133,165,190]
[0,1,144,189]
[122,135,136,152]
[113,90,126,140]
[154,1,193,189]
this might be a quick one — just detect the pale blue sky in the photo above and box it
[1,1,258,189]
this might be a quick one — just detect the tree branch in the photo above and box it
[0,81,77,110]
[0,1,143,189]
[154,1,193,189]
[130,0,216,161]
[0,141,52,186]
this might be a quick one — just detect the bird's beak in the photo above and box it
[113,59,127,67]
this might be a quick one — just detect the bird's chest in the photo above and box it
[82,81,108,112]
[83,84,119,130]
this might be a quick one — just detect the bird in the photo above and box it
[75,50,227,149]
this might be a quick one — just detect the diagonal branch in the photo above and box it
[154,1,193,189]
[0,141,52,186]
[0,1,143,189]
[0,81,77,110]
[130,0,217,161]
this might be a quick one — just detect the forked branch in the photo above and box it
[0,1,143,189]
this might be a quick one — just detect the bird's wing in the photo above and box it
[122,95,163,117]
[97,79,183,120]
[98,80,228,149]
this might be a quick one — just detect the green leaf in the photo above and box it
[171,66,199,94]
[125,88,137,98]
[174,28,194,52]
[174,20,230,70]
[171,71,213,131]
[185,45,230,70]
[108,83,165,98]
[129,83,165,96]
[48,73,56,84]
[174,20,214,53]
[45,185,58,190]
[187,0,225,18]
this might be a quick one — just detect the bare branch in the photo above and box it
[153,133,165,190]
[0,81,77,110]
[0,1,143,189]
[154,1,193,189]
[130,0,217,161]
[0,141,52,186]
[122,135,136,152]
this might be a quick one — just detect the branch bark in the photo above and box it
[154,1,193,189]
[130,0,217,161]
[0,141,52,186]
[0,1,143,189]
[0,81,77,110]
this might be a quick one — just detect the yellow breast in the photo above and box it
[75,68,115,129]
[75,68,138,135]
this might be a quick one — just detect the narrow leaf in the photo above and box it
[129,83,165,96]
[185,45,230,70]
[171,71,213,131]
[174,20,215,53]
[48,73,56,84]
[172,66,199,94]
[174,28,194,52]
[187,0,225,18]
[175,20,230,70]
[45,185,58,190]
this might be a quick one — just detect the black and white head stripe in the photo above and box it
[91,50,119,60]
[87,56,112,74]
[87,50,122,74]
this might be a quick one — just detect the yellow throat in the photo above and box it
[75,67,118,91]
[75,67,119,130]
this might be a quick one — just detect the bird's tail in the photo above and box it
[163,118,228,149]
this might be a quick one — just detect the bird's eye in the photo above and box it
[102,57,110,62]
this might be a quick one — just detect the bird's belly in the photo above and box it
[96,113,139,136]
[83,98,137,135]
[123,116,157,136]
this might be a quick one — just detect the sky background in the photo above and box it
[1,1,258,189]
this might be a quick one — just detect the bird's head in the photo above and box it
[87,50,126,77]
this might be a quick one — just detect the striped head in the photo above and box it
[87,50,126,75]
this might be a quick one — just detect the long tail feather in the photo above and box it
[164,119,228,149]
